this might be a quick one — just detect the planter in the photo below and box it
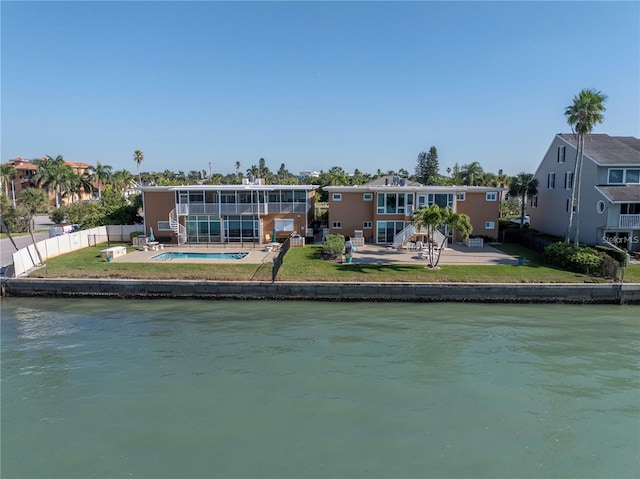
[345,257,353,263]
[517,257,526,265]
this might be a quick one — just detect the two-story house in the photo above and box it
[324,176,504,245]
[530,134,640,252]
[141,178,316,244]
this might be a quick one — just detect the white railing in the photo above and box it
[176,203,189,216]
[619,214,640,229]
[393,224,446,249]
[169,209,186,245]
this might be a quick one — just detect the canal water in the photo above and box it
[2,298,638,478]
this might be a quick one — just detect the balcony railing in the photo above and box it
[619,214,640,229]
[175,202,307,216]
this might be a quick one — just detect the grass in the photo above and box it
[623,265,640,283]
[27,243,608,283]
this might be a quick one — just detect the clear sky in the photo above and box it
[2,1,638,177]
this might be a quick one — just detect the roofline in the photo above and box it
[141,184,316,192]
[323,185,506,192]
[594,185,640,204]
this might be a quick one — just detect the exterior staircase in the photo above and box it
[169,208,187,245]
[393,224,447,249]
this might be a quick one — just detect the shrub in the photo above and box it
[321,234,345,260]
[130,231,144,240]
[543,242,604,274]
[49,208,66,224]
[595,245,628,266]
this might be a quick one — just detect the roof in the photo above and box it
[141,184,316,192]
[365,175,422,187]
[595,184,640,203]
[559,134,640,166]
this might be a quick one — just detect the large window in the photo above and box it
[427,193,454,208]
[377,193,414,214]
[621,203,640,214]
[185,215,223,243]
[376,221,406,243]
[608,169,640,184]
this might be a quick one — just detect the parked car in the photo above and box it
[510,215,531,227]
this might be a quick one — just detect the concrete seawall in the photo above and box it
[3,278,639,304]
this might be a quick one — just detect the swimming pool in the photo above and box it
[151,251,248,260]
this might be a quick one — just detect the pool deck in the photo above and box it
[112,243,518,266]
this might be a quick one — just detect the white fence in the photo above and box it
[11,225,144,277]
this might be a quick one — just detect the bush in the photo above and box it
[543,242,604,274]
[130,231,144,240]
[595,245,628,266]
[321,234,345,260]
[49,208,66,224]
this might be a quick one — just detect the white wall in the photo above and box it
[11,225,144,277]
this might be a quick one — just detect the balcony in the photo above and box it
[619,214,640,229]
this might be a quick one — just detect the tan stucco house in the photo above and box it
[141,179,316,244]
[324,176,505,245]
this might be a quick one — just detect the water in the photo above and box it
[151,251,248,260]
[2,299,639,479]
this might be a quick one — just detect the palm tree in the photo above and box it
[111,169,135,195]
[508,173,539,231]
[93,161,113,199]
[33,155,74,208]
[461,162,484,186]
[18,187,49,265]
[0,163,16,198]
[412,204,472,268]
[69,170,94,203]
[133,150,144,187]
[564,89,607,247]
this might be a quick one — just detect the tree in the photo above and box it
[412,204,472,268]
[0,194,19,252]
[18,188,48,265]
[461,161,484,186]
[564,89,607,247]
[508,173,539,230]
[33,155,74,208]
[415,147,439,185]
[133,150,144,186]
[92,161,113,199]
[0,163,16,198]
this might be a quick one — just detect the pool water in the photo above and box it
[152,251,248,260]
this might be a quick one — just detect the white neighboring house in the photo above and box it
[529,133,640,252]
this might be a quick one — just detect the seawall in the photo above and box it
[2,278,639,304]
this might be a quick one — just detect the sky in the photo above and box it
[2,1,639,178]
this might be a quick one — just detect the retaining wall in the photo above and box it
[3,279,639,304]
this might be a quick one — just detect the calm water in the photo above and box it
[2,299,639,479]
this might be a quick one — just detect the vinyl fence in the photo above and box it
[11,225,144,277]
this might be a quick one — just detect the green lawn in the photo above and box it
[27,243,608,283]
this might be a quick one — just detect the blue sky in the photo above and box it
[2,1,638,177]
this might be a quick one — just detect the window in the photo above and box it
[377,193,414,214]
[531,195,538,208]
[485,221,495,230]
[456,192,466,201]
[621,203,640,214]
[485,192,497,201]
[566,198,576,212]
[157,221,172,231]
[596,201,605,214]
[332,193,342,201]
[428,193,454,207]
[608,169,624,184]
[558,146,566,163]
[548,173,555,189]
[564,172,573,189]
[275,219,294,231]
[363,193,373,201]
[363,221,372,229]
[627,170,640,183]
[332,221,342,229]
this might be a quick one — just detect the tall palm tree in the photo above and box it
[18,187,49,265]
[69,170,94,203]
[0,163,16,198]
[508,173,539,231]
[461,162,484,186]
[111,169,135,195]
[33,155,74,208]
[93,161,113,199]
[412,204,472,268]
[133,150,144,187]
[564,89,607,247]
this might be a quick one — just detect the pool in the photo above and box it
[151,251,248,260]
